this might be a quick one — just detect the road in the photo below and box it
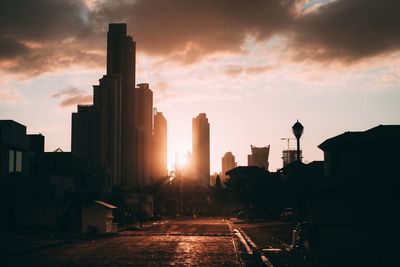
[2,218,242,267]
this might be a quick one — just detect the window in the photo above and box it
[16,151,22,172]
[8,149,23,173]
[9,150,15,173]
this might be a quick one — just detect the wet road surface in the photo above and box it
[2,218,241,267]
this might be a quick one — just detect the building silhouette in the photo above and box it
[221,152,237,184]
[151,109,168,178]
[192,113,210,187]
[318,125,400,181]
[134,83,153,186]
[282,149,301,167]
[72,23,161,190]
[247,145,270,171]
[0,120,76,227]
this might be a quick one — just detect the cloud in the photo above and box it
[0,38,29,59]
[224,64,275,76]
[92,0,295,56]
[291,0,400,62]
[1,0,400,77]
[0,88,23,103]
[0,0,104,76]
[51,87,92,107]
[59,95,93,107]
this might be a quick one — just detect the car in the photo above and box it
[281,208,295,221]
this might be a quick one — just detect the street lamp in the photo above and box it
[292,120,304,162]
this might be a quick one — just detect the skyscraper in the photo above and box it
[248,145,270,171]
[221,152,237,184]
[151,109,168,179]
[72,23,141,190]
[71,105,98,165]
[192,113,210,187]
[134,83,153,186]
[106,23,135,90]
[72,23,164,190]
[106,23,137,187]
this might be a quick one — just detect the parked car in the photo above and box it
[281,208,295,221]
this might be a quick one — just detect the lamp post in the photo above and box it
[292,120,304,162]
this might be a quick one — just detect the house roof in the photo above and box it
[226,166,267,176]
[94,200,117,209]
[278,160,306,172]
[318,125,400,150]
[0,120,27,130]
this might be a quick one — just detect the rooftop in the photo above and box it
[318,125,400,150]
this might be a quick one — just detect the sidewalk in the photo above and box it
[231,219,305,267]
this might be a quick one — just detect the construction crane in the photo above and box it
[280,138,295,150]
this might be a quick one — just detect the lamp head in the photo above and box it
[292,120,304,139]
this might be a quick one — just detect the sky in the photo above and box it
[1,0,399,173]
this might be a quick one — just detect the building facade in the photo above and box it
[248,145,270,171]
[282,149,301,167]
[151,110,168,179]
[192,113,210,187]
[134,83,153,186]
[221,152,237,184]
[72,24,161,190]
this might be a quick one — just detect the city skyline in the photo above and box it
[1,2,400,266]
[1,0,400,173]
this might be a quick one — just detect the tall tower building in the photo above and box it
[107,23,135,90]
[221,152,237,184]
[71,105,97,162]
[134,83,153,186]
[106,23,137,187]
[248,145,270,171]
[151,110,168,179]
[192,113,210,187]
[72,23,141,190]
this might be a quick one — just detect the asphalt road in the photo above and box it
[2,218,242,267]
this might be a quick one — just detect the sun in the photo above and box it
[176,153,189,168]
[168,138,191,171]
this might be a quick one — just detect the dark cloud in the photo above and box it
[0,0,104,76]
[51,87,92,107]
[0,38,29,59]
[0,0,399,76]
[291,0,400,62]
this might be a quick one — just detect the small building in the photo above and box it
[82,200,117,234]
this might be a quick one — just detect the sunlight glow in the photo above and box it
[176,153,189,168]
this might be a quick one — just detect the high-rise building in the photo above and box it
[134,83,153,186]
[107,23,135,90]
[72,105,96,160]
[248,145,270,171]
[221,152,237,184]
[192,113,210,187]
[72,23,146,190]
[106,24,137,188]
[151,109,168,179]
[72,23,163,190]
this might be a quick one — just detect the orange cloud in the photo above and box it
[51,87,92,107]
[224,64,275,76]
[59,95,92,107]
[1,0,400,76]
